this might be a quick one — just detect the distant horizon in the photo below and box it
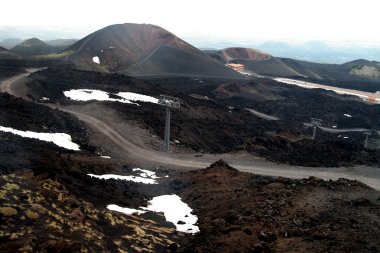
[1,23,380,64]
[1,24,380,49]
[2,0,380,45]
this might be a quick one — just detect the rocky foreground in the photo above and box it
[1,160,379,253]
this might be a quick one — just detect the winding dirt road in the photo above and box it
[54,105,380,190]
[1,71,380,190]
[0,68,45,98]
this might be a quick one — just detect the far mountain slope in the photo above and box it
[0,38,23,49]
[11,38,57,55]
[125,45,242,77]
[0,45,18,59]
[206,47,271,64]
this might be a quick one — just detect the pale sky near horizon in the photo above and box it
[2,0,380,45]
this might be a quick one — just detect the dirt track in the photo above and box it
[274,77,380,103]
[0,68,45,98]
[51,104,380,190]
[1,72,380,190]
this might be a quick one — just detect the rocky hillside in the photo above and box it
[345,59,380,80]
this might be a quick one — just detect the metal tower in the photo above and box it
[363,131,371,149]
[310,118,323,140]
[158,95,180,153]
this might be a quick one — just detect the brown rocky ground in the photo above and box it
[1,159,379,253]
[0,171,182,253]
[176,160,380,253]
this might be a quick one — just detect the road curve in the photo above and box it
[0,68,45,97]
[56,107,380,191]
[303,123,380,135]
[1,72,380,190]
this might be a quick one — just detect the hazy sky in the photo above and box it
[2,0,380,45]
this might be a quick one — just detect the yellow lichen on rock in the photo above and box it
[134,226,146,236]
[2,183,20,191]
[118,248,129,253]
[25,210,39,219]
[0,206,17,216]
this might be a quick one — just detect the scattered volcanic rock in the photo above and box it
[175,161,380,253]
[0,173,180,252]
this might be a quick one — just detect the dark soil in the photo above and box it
[0,93,90,172]
[23,66,380,167]
[0,65,25,79]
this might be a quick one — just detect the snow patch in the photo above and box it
[92,56,100,64]
[88,168,159,184]
[132,168,159,179]
[108,194,199,234]
[142,195,199,233]
[63,89,137,104]
[63,89,158,105]
[344,114,352,118]
[100,156,111,159]
[0,126,80,150]
[117,92,159,104]
[87,173,157,184]
[107,204,146,215]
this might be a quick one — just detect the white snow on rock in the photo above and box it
[344,114,352,118]
[108,194,199,234]
[100,156,111,159]
[63,89,158,105]
[107,204,146,215]
[92,56,100,64]
[63,89,136,104]
[142,194,199,234]
[0,126,80,150]
[132,168,159,179]
[117,92,159,104]
[87,173,157,184]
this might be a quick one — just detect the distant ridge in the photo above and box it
[0,38,23,49]
[206,47,271,64]
[0,46,8,52]
[11,38,56,55]
[204,46,380,82]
